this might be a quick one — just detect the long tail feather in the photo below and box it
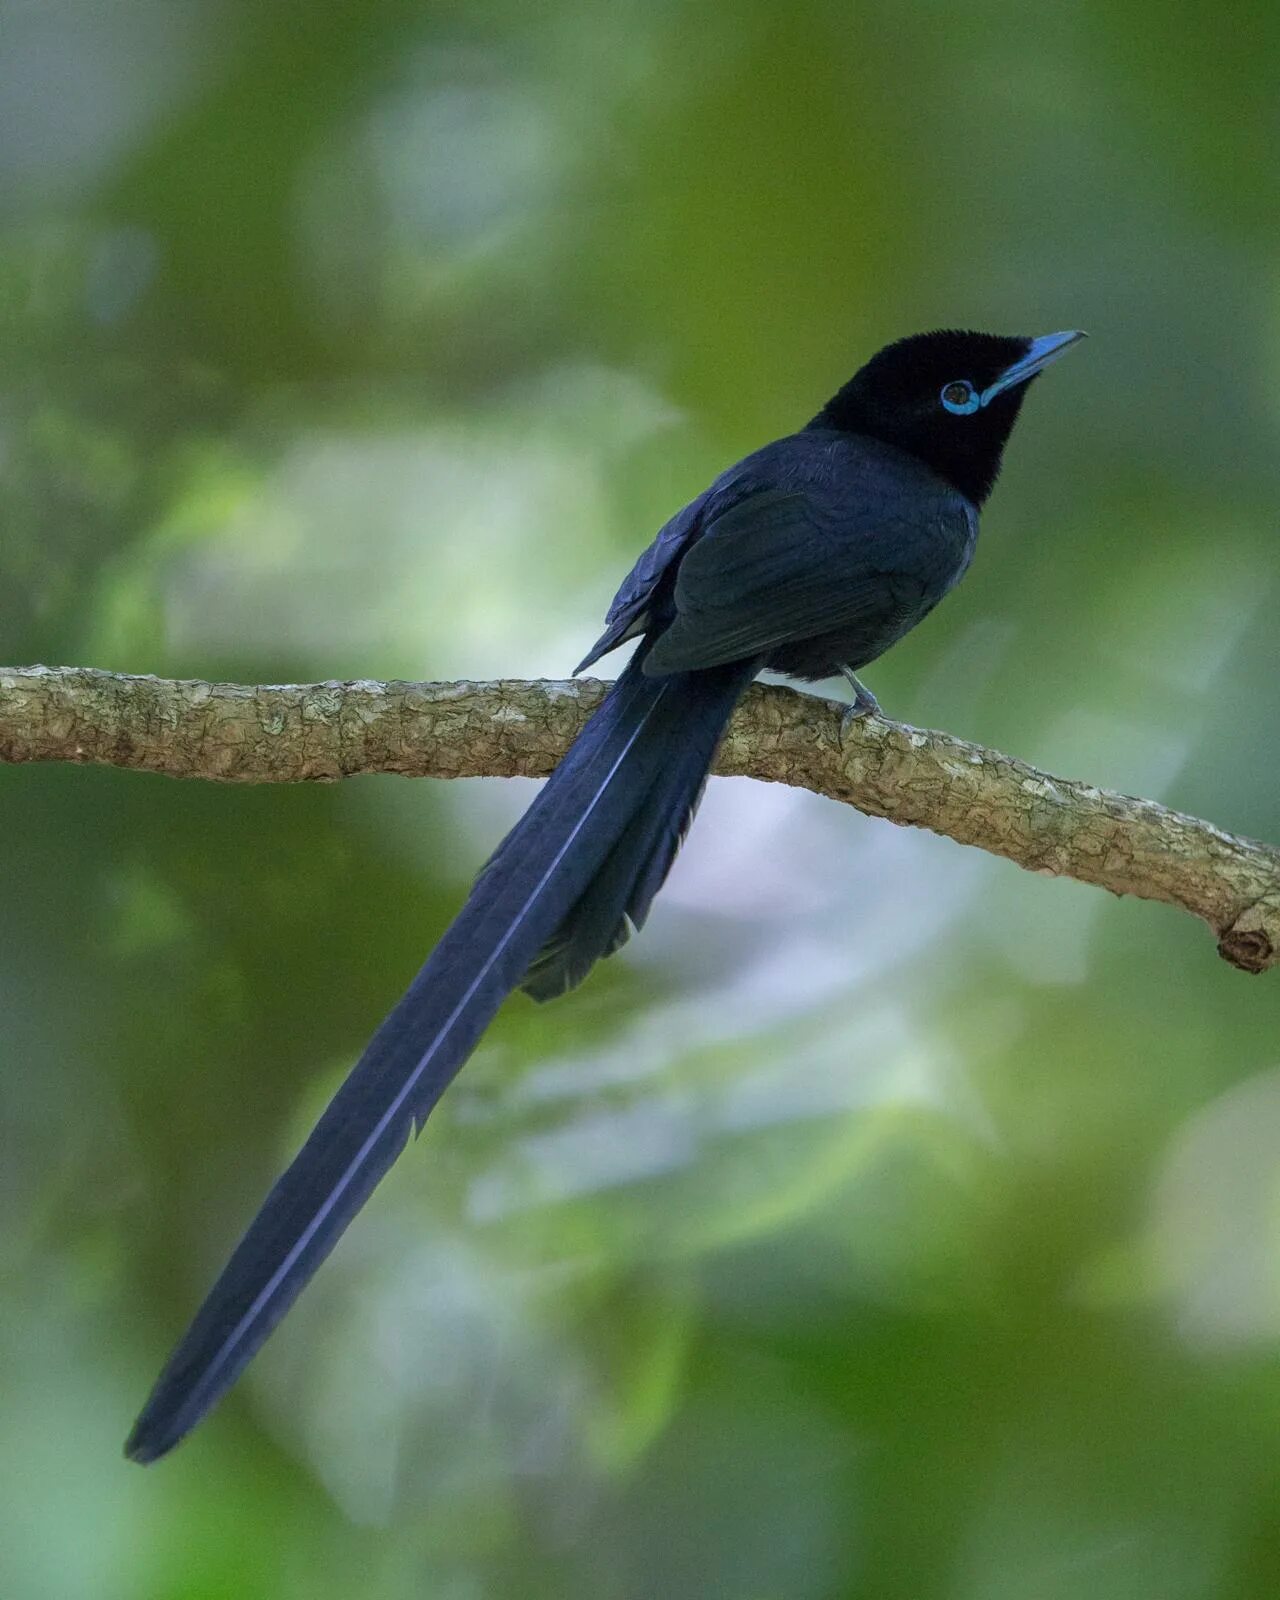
[522,657,756,999]
[126,652,750,1462]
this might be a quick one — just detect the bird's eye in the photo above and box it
[940,380,980,415]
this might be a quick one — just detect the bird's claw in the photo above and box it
[839,701,876,747]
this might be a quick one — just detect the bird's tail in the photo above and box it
[125,648,755,1463]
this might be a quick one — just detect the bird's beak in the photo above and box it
[981,329,1086,406]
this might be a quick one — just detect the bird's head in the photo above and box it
[809,328,1085,505]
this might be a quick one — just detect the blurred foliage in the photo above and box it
[2,1,1280,1596]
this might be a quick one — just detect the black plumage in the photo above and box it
[126,326,1083,1463]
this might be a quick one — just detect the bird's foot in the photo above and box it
[840,704,870,745]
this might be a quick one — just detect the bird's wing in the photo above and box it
[575,490,711,674]
[641,487,934,675]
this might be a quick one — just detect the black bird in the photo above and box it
[126,327,1084,1462]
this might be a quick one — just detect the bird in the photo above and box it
[125,326,1084,1462]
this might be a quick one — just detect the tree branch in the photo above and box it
[1,664,1276,974]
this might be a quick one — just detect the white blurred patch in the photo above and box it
[634,775,989,1018]
[263,1227,587,1522]
[466,994,984,1227]
[465,779,996,1222]
[163,428,602,673]
[369,76,559,250]
[160,362,680,679]
[468,1095,700,1219]
[296,46,570,332]
[0,2,221,205]
[1149,1065,1280,1350]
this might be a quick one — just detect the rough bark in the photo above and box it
[1,664,1276,974]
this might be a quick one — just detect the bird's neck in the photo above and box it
[804,393,1015,507]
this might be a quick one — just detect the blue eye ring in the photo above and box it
[940,379,981,415]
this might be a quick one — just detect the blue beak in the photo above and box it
[981,329,1086,406]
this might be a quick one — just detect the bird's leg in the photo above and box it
[840,666,880,716]
[838,666,881,741]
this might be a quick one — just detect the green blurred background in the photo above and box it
[3,1,1280,1595]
